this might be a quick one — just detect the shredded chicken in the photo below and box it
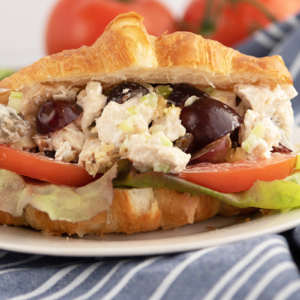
[78,137,115,176]
[77,81,107,133]
[21,81,298,175]
[150,105,186,142]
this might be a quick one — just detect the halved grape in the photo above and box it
[106,82,149,104]
[272,143,292,154]
[36,100,83,134]
[189,134,231,165]
[174,133,194,154]
[180,97,243,151]
[167,83,208,108]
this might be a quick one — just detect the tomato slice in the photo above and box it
[0,145,99,187]
[178,154,297,193]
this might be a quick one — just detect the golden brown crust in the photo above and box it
[102,189,161,234]
[25,205,108,237]
[0,12,292,104]
[0,12,292,236]
[0,188,221,236]
[155,188,220,230]
[0,211,29,227]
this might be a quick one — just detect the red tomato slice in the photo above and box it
[178,154,297,193]
[0,145,99,187]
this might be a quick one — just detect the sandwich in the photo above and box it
[0,12,298,237]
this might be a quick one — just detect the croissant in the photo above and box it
[0,12,296,236]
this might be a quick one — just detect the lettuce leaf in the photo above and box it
[0,169,27,216]
[113,159,300,210]
[1,158,300,222]
[0,164,117,222]
[19,163,117,222]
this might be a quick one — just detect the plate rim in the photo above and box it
[0,208,299,257]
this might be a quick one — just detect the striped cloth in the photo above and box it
[0,235,300,300]
[2,14,300,300]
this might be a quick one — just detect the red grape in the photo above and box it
[180,97,243,152]
[167,83,208,108]
[107,82,149,104]
[36,100,83,134]
[189,134,231,164]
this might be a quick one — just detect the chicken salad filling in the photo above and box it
[0,81,298,177]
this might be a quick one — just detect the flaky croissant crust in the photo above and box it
[0,12,293,236]
[0,11,293,104]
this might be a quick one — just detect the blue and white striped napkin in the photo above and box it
[0,235,299,300]
[2,14,300,300]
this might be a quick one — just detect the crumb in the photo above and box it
[206,226,217,231]
[236,217,244,223]
[244,218,250,222]
[66,237,69,241]
[3,224,7,227]
[260,209,274,216]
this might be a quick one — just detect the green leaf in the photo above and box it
[0,169,27,217]
[113,159,300,210]
[0,164,117,223]
[20,164,117,222]
[200,20,215,36]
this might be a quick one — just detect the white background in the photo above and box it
[0,0,192,68]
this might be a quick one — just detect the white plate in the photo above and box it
[0,209,299,257]
[1,126,300,257]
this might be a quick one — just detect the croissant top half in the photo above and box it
[0,11,293,105]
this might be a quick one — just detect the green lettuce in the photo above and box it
[113,159,300,210]
[0,68,14,81]
[1,158,300,223]
[0,169,27,216]
[0,164,117,222]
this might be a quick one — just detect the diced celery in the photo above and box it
[163,104,175,115]
[125,106,139,116]
[10,92,23,98]
[8,98,22,114]
[242,122,265,153]
[204,86,215,94]
[295,154,300,170]
[119,116,135,133]
[140,92,158,108]
[156,85,173,99]
[141,131,151,139]
[120,138,130,153]
[151,125,164,135]
[160,135,173,147]
[103,143,115,153]
[153,162,170,173]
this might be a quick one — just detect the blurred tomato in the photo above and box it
[46,0,175,55]
[181,0,300,47]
